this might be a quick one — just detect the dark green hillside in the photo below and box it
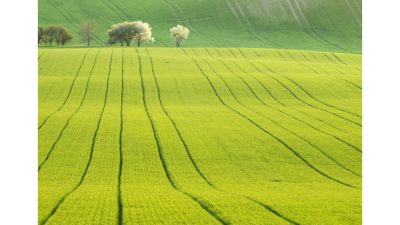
[39,0,361,53]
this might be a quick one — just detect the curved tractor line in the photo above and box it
[99,0,126,21]
[38,49,90,130]
[212,50,361,154]
[229,48,361,138]
[225,0,280,48]
[170,0,226,47]
[40,49,114,225]
[272,50,361,119]
[51,0,106,45]
[292,0,348,52]
[183,48,358,189]
[200,53,361,177]
[345,0,362,26]
[284,0,347,52]
[284,51,361,92]
[38,49,100,171]
[38,52,54,72]
[38,50,48,60]
[106,0,131,21]
[118,49,124,225]
[136,49,226,225]
[163,0,219,47]
[236,0,286,48]
[147,48,302,224]
[148,47,301,223]
[255,61,362,126]
[353,0,362,13]
[234,49,361,126]
[293,51,362,90]
[182,49,308,223]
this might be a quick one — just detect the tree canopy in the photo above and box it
[170,25,190,47]
[39,24,73,46]
[43,25,57,46]
[106,21,155,47]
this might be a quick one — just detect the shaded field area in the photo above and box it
[39,0,361,53]
[39,47,361,224]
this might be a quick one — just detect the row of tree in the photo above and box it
[105,21,190,47]
[38,25,73,46]
[38,20,190,47]
[106,21,154,47]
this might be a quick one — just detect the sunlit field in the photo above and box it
[39,47,361,224]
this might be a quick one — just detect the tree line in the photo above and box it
[38,25,73,46]
[38,20,190,47]
[106,21,190,47]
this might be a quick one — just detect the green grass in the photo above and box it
[38,0,361,53]
[38,47,361,224]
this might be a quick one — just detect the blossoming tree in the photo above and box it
[106,21,155,47]
[170,25,190,47]
[132,21,155,47]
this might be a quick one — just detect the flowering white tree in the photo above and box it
[170,25,190,47]
[132,21,155,47]
[106,21,155,47]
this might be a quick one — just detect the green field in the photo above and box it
[39,0,362,224]
[39,47,361,224]
[39,0,361,53]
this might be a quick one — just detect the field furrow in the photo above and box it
[38,51,54,73]
[182,49,360,187]
[38,49,90,130]
[208,58,361,176]
[38,49,101,169]
[225,55,359,130]
[38,49,90,127]
[38,49,114,224]
[120,48,220,224]
[39,47,362,224]
[142,48,296,224]
[250,60,362,126]
[217,48,362,142]
[44,49,122,224]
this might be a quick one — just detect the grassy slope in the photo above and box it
[38,0,361,53]
[39,47,361,224]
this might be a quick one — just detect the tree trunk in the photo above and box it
[127,42,130,47]
[138,38,141,47]
[88,39,90,46]
[121,42,123,46]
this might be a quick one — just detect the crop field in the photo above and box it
[38,47,362,224]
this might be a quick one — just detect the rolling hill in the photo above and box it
[39,47,362,224]
[38,0,362,224]
[38,0,362,53]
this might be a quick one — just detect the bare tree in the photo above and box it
[76,20,99,46]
